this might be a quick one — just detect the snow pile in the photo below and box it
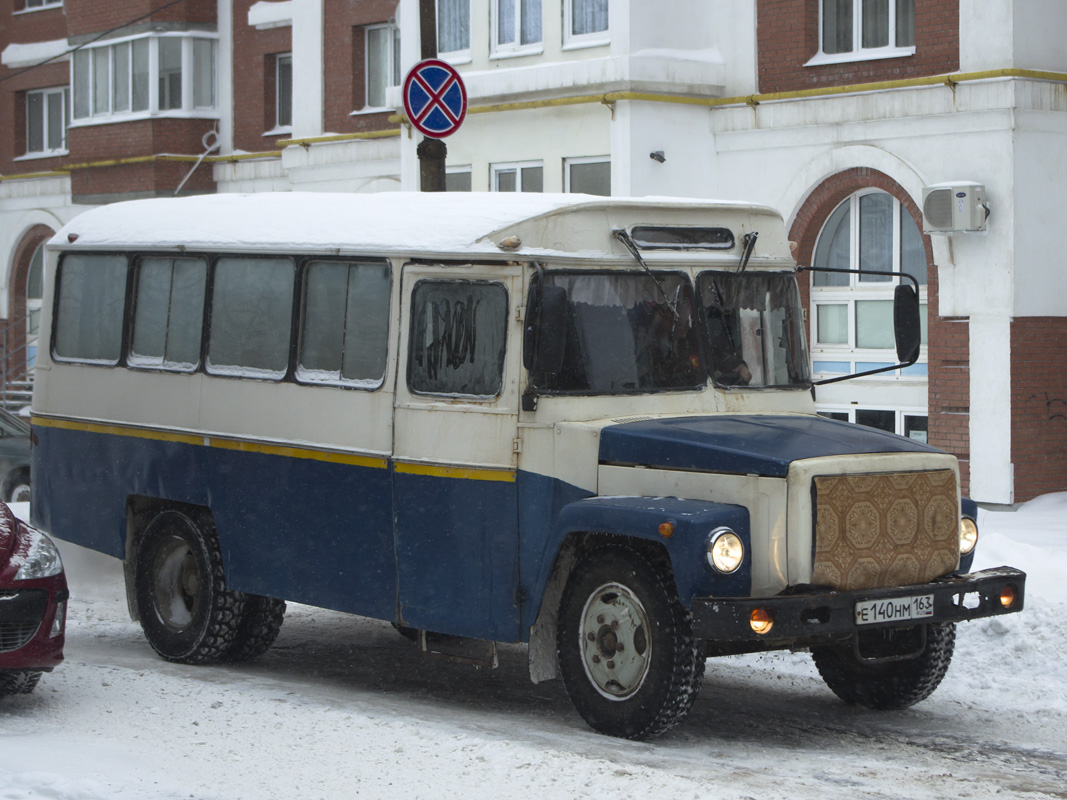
[0,496,1064,800]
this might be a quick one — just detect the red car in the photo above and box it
[0,501,67,696]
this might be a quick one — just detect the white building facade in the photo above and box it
[2,0,1065,503]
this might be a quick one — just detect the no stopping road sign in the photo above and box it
[403,59,468,139]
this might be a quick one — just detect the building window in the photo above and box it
[25,87,68,156]
[446,167,472,191]
[71,36,215,121]
[819,408,928,441]
[810,190,928,382]
[565,157,610,196]
[814,0,915,64]
[493,0,542,55]
[365,26,400,109]
[438,0,471,58]
[565,0,608,47]
[275,53,293,129]
[21,0,62,10]
[492,161,543,192]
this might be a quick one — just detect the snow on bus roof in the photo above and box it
[52,191,778,257]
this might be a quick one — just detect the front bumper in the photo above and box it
[0,579,68,672]
[692,566,1025,644]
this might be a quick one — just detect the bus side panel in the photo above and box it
[31,424,398,621]
[394,470,519,641]
[516,469,594,638]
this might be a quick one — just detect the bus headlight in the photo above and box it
[959,517,978,555]
[707,527,744,574]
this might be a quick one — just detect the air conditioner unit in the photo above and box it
[922,183,988,233]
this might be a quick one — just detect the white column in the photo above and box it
[291,0,324,139]
[397,0,420,191]
[968,314,1014,504]
[217,0,234,154]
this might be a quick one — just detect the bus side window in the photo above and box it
[407,280,508,398]
[53,254,129,365]
[207,257,296,380]
[297,260,391,389]
[129,256,207,371]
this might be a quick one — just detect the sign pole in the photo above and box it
[417,0,446,192]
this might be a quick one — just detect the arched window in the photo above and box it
[809,190,929,441]
[26,243,44,368]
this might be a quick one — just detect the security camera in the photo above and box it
[649,151,666,163]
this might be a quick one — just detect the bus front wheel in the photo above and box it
[556,544,705,740]
[134,510,245,665]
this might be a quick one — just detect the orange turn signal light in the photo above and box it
[750,608,774,635]
[1000,585,1017,609]
[658,521,675,538]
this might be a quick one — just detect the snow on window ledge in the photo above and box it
[805,46,916,68]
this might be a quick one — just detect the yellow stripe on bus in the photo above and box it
[392,462,517,483]
[31,416,389,470]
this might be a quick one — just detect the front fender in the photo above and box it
[553,496,752,606]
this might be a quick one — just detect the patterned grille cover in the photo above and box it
[812,469,959,591]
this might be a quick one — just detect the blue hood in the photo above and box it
[598,415,942,478]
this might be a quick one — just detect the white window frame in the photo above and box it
[436,0,472,64]
[273,52,293,133]
[563,0,609,50]
[816,406,929,441]
[69,33,218,126]
[809,190,928,382]
[491,160,544,193]
[15,0,62,14]
[564,156,610,195]
[491,0,543,59]
[22,86,69,158]
[807,0,915,66]
[445,165,473,192]
[362,25,400,112]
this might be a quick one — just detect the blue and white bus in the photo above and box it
[31,192,1024,739]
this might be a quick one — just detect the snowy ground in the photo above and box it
[2,497,1065,800]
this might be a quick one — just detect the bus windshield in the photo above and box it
[697,271,810,389]
[530,271,704,394]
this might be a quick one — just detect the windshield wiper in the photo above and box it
[736,231,758,274]
[612,228,680,321]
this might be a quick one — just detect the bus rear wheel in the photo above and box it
[135,510,245,665]
[556,544,704,740]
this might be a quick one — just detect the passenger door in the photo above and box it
[392,264,524,641]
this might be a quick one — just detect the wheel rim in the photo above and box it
[578,582,652,701]
[9,484,30,503]
[150,534,202,631]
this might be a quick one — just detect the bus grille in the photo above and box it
[812,469,959,591]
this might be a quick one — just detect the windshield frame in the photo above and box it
[525,266,812,399]
[526,267,707,397]
[697,269,812,391]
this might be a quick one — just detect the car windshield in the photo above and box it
[697,271,810,389]
[529,271,704,394]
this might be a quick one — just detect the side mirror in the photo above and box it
[894,283,921,365]
[523,281,567,374]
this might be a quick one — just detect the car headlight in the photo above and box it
[959,516,978,555]
[707,527,744,574]
[14,530,64,580]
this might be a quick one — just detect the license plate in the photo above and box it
[855,594,934,625]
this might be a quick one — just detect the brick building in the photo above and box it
[1,0,1065,505]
